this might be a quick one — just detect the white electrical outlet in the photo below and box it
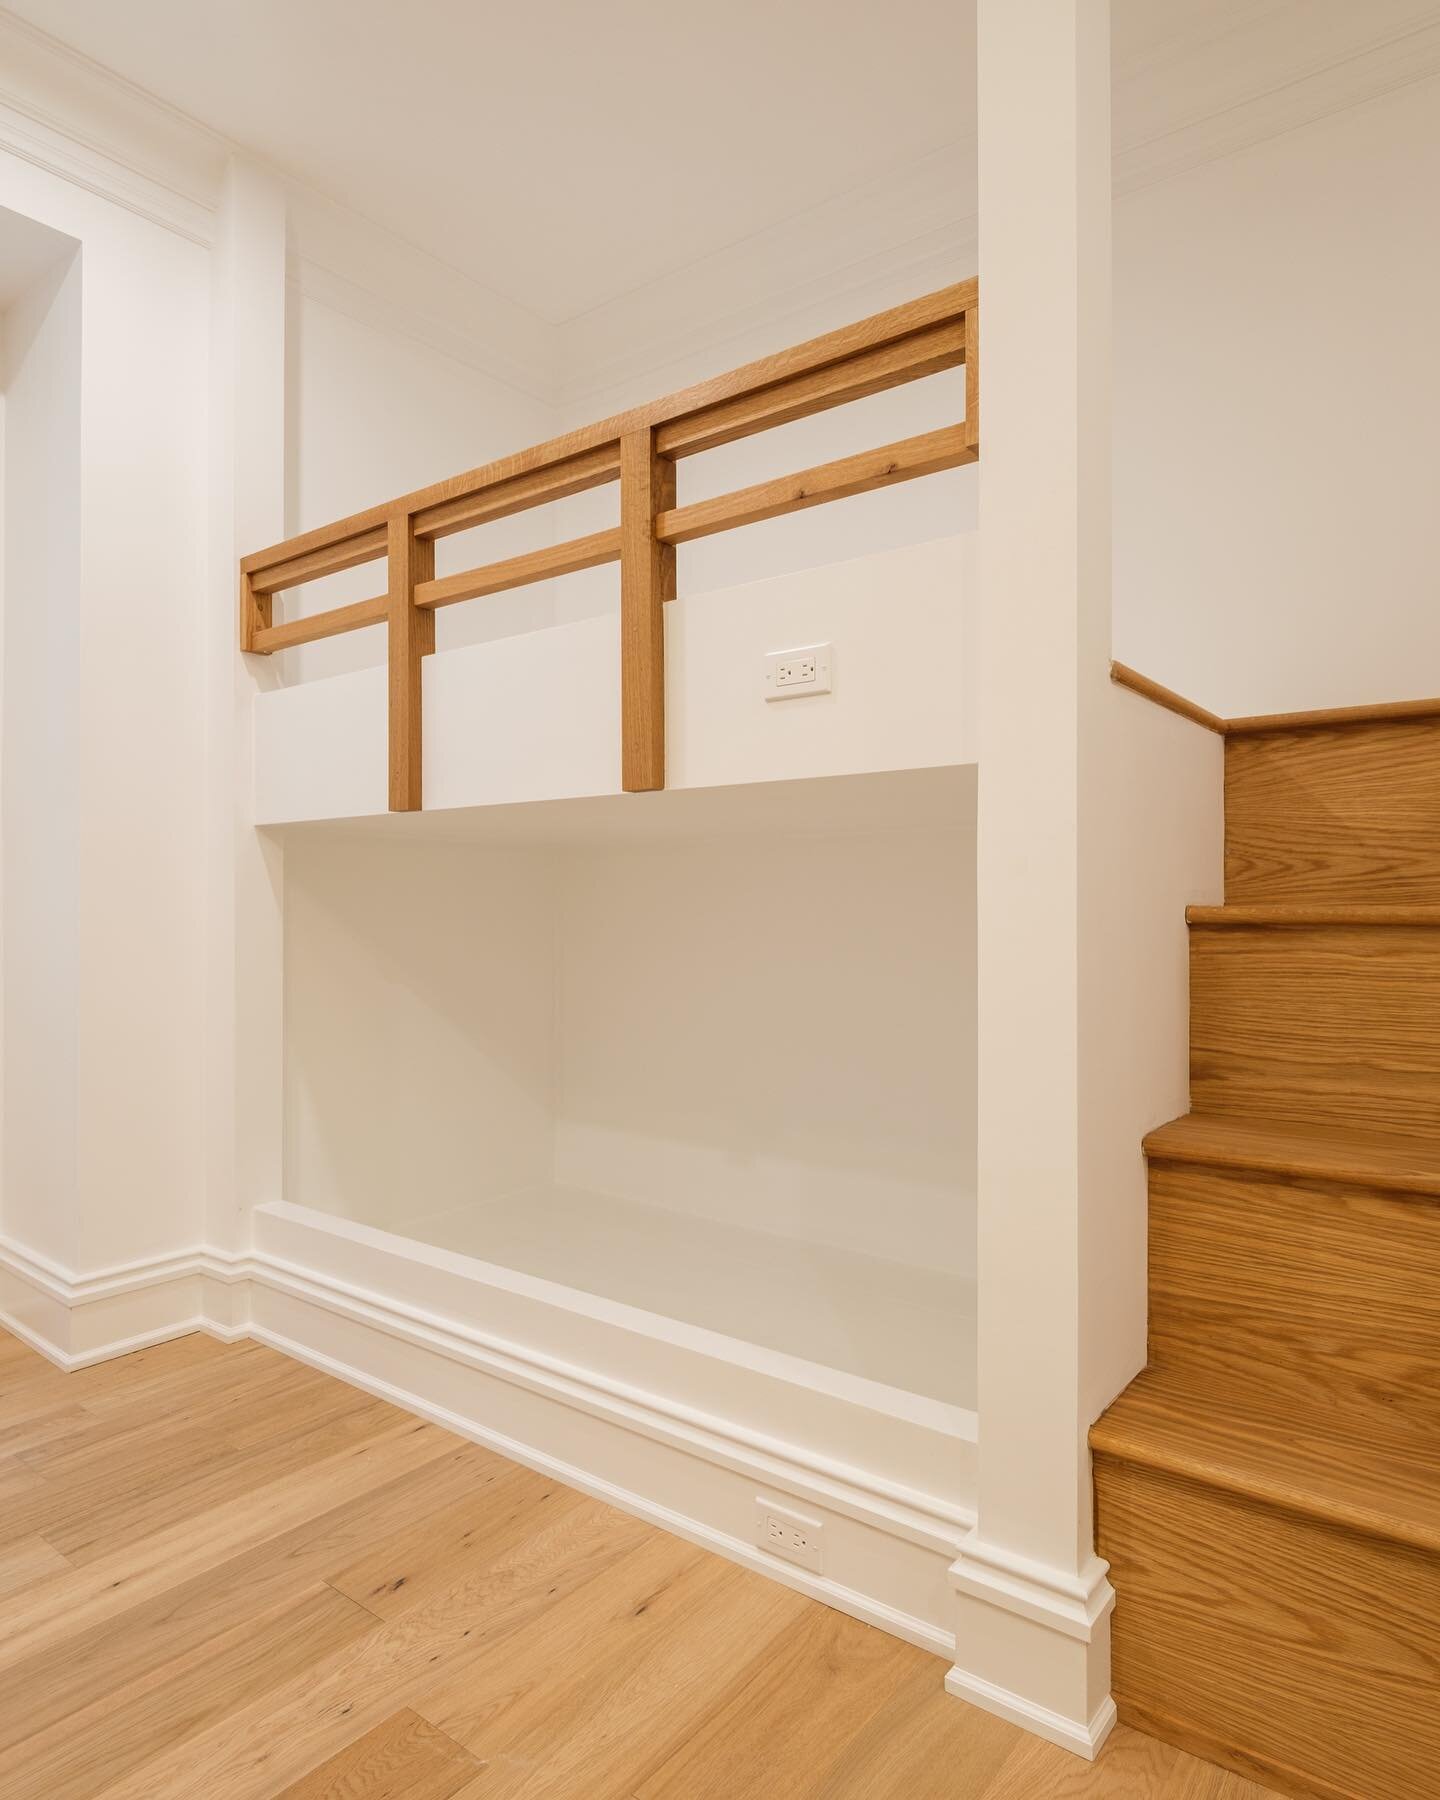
[764,643,833,700]
[755,1497,825,1572]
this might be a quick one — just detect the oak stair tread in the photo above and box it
[1090,1367,1440,1555]
[1186,904,1440,926]
[1144,1111,1440,1198]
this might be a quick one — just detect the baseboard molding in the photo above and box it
[251,1311,956,1658]
[946,1667,1118,1760]
[1,1229,1128,1753]
[0,1229,963,1660]
[945,1530,1117,1759]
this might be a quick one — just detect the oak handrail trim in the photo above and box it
[654,316,970,461]
[413,529,623,611]
[240,277,977,580]
[250,594,389,653]
[248,525,389,596]
[656,426,975,547]
[412,444,623,544]
[240,278,980,810]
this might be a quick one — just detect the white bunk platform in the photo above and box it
[253,536,978,1654]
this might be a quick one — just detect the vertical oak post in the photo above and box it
[239,569,271,653]
[619,428,674,792]
[964,300,980,452]
[387,509,435,811]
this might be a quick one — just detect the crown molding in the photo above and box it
[0,8,221,242]
[1114,1,1440,195]
[555,143,976,421]
[0,5,559,403]
[286,182,560,408]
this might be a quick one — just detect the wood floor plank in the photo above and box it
[980,1724,1182,1798]
[0,1416,450,1678]
[0,1327,1276,1800]
[89,1496,655,1800]
[276,1709,481,1800]
[326,1458,557,1619]
[3,1582,373,1800]
[415,1529,807,1799]
[633,1605,928,1799]
[51,1391,402,1565]
[0,1443,501,1757]
[816,1667,1017,1798]
[0,1534,70,1603]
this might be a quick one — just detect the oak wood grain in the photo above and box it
[239,280,977,581]
[1147,1159,1440,1427]
[1189,919,1440,1139]
[654,425,973,546]
[1110,662,1226,734]
[1225,719,1440,903]
[1095,1451,1440,1800]
[1144,1110,1440,1197]
[0,1329,1267,1800]
[619,428,673,793]
[274,1709,481,1799]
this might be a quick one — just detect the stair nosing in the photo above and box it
[1187,904,1440,927]
[1143,1115,1440,1200]
[1091,1421,1440,1556]
[1091,1378,1440,1556]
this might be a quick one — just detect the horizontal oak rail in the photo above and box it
[241,278,979,810]
[414,531,623,611]
[656,427,974,547]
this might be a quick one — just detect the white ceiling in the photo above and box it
[1,0,973,323]
[4,0,1439,326]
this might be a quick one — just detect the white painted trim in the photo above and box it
[0,95,214,243]
[944,1667,1117,1761]
[250,1315,956,1660]
[949,1530,1116,1642]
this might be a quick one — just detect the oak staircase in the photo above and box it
[1091,713,1440,1800]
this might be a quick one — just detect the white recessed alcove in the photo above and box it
[258,536,980,1588]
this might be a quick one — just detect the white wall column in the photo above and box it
[946,0,1118,1758]
[204,159,287,1274]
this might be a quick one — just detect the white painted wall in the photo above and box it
[1,227,81,1271]
[279,789,976,1386]
[1113,73,1440,717]
[554,821,975,1273]
[280,291,562,683]
[0,154,210,1280]
[284,837,558,1236]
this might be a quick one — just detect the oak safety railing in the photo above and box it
[239,279,979,811]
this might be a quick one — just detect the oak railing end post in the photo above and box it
[964,299,980,453]
[387,509,435,813]
[619,428,673,794]
[240,569,272,654]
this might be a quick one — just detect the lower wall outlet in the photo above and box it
[755,1496,825,1572]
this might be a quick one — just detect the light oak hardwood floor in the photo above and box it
[0,1327,1278,1798]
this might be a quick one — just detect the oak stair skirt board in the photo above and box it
[1093,703,1440,1800]
[250,1199,975,1650]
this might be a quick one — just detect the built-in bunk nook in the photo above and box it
[243,282,980,1647]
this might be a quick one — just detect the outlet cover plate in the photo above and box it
[755,1496,825,1572]
[764,643,833,700]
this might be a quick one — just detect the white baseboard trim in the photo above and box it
[251,1313,956,1658]
[0,1229,964,1660]
[951,1530,1115,1642]
[944,1666,1117,1760]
